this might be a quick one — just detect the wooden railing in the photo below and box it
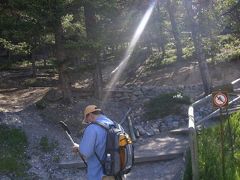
[188,78,240,180]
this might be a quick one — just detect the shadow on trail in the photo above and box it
[0,87,49,112]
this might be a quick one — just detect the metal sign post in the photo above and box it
[212,91,228,108]
[219,107,226,180]
[212,91,229,180]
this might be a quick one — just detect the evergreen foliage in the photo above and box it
[39,136,58,153]
[0,125,29,177]
[144,92,191,119]
[0,0,240,97]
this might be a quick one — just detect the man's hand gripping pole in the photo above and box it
[59,121,87,167]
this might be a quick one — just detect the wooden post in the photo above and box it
[188,106,199,180]
[127,115,136,142]
[189,128,199,180]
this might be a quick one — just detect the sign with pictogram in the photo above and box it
[212,91,229,108]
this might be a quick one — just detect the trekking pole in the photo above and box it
[59,121,88,168]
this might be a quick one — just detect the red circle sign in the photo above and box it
[213,92,228,107]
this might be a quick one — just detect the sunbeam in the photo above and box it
[102,0,157,106]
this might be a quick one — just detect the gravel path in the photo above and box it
[0,106,80,179]
[0,87,188,180]
[0,106,189,180]
[126,157,185,180]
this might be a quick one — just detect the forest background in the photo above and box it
[1,0,240,103]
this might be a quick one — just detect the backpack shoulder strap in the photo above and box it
[95,151,104,166]
[91,122,108,131]
[91,121,116,130]
[91,121,111,166]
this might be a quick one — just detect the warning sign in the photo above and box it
[212,91,229,108]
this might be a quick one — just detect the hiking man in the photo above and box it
[72,105,118,180]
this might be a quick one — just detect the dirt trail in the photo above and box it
[0,60,239,179]
[0,87,188,179]
[0,87,49,112]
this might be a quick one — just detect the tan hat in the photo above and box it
[83,105,101,123]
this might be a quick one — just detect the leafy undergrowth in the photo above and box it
[184,111,240,180]
[198,111,240,180]
[39,136,58,153]
[144,92,191,120]
[0,125,29,178]
[144,34,240,72]
[209,35,240,63]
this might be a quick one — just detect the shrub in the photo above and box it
[0,125,29,177]
[144,92,191,119]
[36,99,47,109]
[210,35,240,63]
[197,111,240,180]
[39,136,58,153]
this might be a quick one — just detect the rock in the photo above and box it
[131,95,138,101]
[145,127,155,136]
[45,88,63,102]
[173,121,179,128]
[135,125,147,136]
[159,123,168,132]
[0,176,11,180]
[134,128,140,138]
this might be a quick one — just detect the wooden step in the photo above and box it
[169,128,189,136]
[59,149,186,169]
[59,134,189,169]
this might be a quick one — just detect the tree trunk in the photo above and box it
[198,1,217,61]
[54,20,72,103]
[8,51,11,62]
[31,54,36,78]
[183,0,212,95]
[58,63,72,103]
[166,0,183,61]
[44,59,47,68]
[31,38,37,78]
[156,1,166,60]
[84,3,103,99]
[93,54,103,99]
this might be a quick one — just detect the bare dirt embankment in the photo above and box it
[0,60,239,179]
[128,61,240,87]
[1,60,239,111]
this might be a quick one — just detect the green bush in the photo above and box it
[0,60,12,70]
[23,78,38,87]
[210,35,240,63]
[0,125,29,177]
[212,83,234,92]
[36,99,47,109]
[144,92,191,119]
[39,136,58,153]
[197,111,240,180]
[183,46,194,60]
